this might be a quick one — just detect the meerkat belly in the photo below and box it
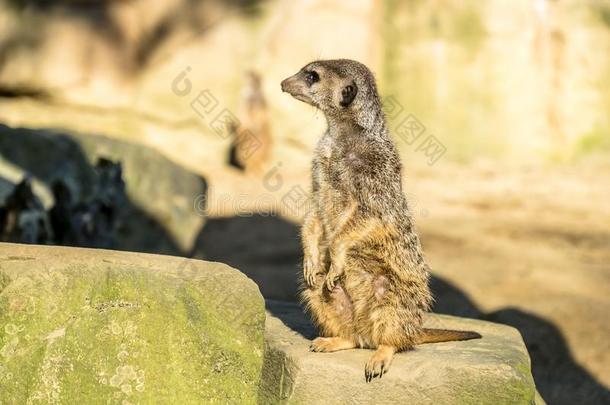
[346,238,432,314]
[340,253,392,347]
[342,241,390,286]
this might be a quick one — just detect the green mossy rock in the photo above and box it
[0,243,265,404]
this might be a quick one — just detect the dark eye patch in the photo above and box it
[304,70,319,85]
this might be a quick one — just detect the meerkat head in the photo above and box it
[281,59,382,125]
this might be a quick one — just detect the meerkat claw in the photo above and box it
[325,264,342,291]
[325,274,336,291]
[308,272,318,287]
[303,256,318,287]
[364,345,394,382]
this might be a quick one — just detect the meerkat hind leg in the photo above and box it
[307,284,356,353]
[310,336,357,352]
[365,345,396,382]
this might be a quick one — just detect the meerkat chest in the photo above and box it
[312,135,332,185]
[312,136,348,214]
[319,142,349,190]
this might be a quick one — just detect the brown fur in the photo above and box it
[281,59,481,381]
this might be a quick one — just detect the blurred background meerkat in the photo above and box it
[229,70,273,175]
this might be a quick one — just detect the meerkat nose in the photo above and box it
[280,78,289,92]
[281,76,299,93]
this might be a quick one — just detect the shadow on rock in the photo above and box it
[265,299,317,340]
[0,177,13,199]
[191,214,302,301]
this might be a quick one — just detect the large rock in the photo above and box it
[0,243,265,404]
[261,300,544,405]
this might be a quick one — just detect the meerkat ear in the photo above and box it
[339,82,358,107]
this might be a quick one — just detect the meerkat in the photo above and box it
[281,59,480,382]
[228,70,272,175]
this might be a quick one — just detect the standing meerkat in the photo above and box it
[229,70,272,174]
[281,59,480,381]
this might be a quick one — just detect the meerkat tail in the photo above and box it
[416,328,482,344]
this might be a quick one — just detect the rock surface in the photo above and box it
[261,300,543,405]
[0,243,265,404]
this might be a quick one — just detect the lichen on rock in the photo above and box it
[0,243,265,404]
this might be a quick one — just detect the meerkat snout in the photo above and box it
[280,78,288,92]
[280,74,312,104]
[279,76,297,95]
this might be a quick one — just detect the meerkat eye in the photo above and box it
[304,71,319,85]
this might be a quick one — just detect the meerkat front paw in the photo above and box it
[303,255,321,287]
[325,264,344,291]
